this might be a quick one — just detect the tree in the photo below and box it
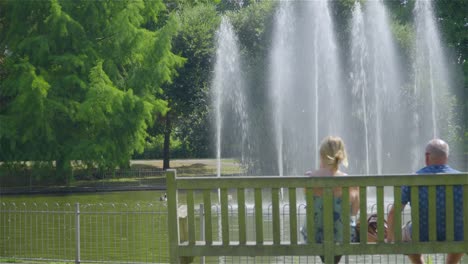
[435,0,468,158]
[156,3,220,169]
[0,0,183,180]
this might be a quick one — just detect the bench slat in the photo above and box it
[272,188,280,244]
[255,188,263,244]
[203,190,212,245]
[342,186,350,244]
[175,174,466,189]
[394,186,402,242]
[323,187,335,263]
[376,186,385,243]
[359,186,368,244]
[306,187,314,246]
[411,186,420,242]
[237,188,246,245]
[221,188,229,245]
[428,186,436,241]
[446,186,454,241]
[187,190,195,245]
[289,187,298,244]
[177,241,468,256]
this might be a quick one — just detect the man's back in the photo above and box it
[401,164,463,241]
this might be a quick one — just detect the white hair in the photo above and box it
[425,138,449,159]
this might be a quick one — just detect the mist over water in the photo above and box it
[212,1,463,176]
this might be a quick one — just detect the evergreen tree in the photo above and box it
[0,0,183,179]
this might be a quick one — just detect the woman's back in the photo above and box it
[301,136,359,264]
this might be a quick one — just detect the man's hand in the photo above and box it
[386,205,396,243]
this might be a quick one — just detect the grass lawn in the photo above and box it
[130,158,245,176]
[0,159,246,189]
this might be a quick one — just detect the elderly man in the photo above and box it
[387,139,464,264]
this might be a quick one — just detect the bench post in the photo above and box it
[166,169,179,263]
[179,205,194,263]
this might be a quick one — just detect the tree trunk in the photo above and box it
[56,157,72,185]
[163,112,171,170]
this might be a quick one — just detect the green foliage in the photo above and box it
[434,0,468,155]
[390,20,414,55]
[143,3,220,160]
[227,1,275,61]
[0,0,182,174]
[169,3,220,157]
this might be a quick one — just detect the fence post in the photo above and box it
[199,204,205,264]
[75,203,81,264]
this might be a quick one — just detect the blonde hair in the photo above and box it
[319,136,348,170]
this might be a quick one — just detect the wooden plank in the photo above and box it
[305,187,314,246]
[237,188,246,245]
[289,187,298,244]
[272,188,280,244]
[428,186,436,241]
[177,241,468,257]
[255,188,264,244]
[411,186,419,242]
[341,187,350,244]
[394,186,402,242]
[175,174,468,189]
[376,186,385,243]
[323,187,334,264]
[445,186,454,241]
[203,190,212,245]
[186,190,195,245]
[359,186,367,244]
[165,170,179,263]
[220,188,229,245]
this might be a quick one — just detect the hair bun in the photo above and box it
[319,136,348,169]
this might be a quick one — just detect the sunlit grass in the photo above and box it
[130,158,245,176]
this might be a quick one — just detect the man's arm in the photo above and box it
[350,186,360,216]
[386,203,406,242]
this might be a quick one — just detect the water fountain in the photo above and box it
[212,17,248,178]
[209,1,464,254]
[350,0,405,175]
[269,1,345,176]
[269,1,294,178]
[411,0,458,170]
[213,0,462,177]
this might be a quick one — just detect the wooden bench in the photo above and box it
[166,170,468,263]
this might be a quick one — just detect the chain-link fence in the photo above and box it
[0,201,169,263]
[2,200,463,264]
